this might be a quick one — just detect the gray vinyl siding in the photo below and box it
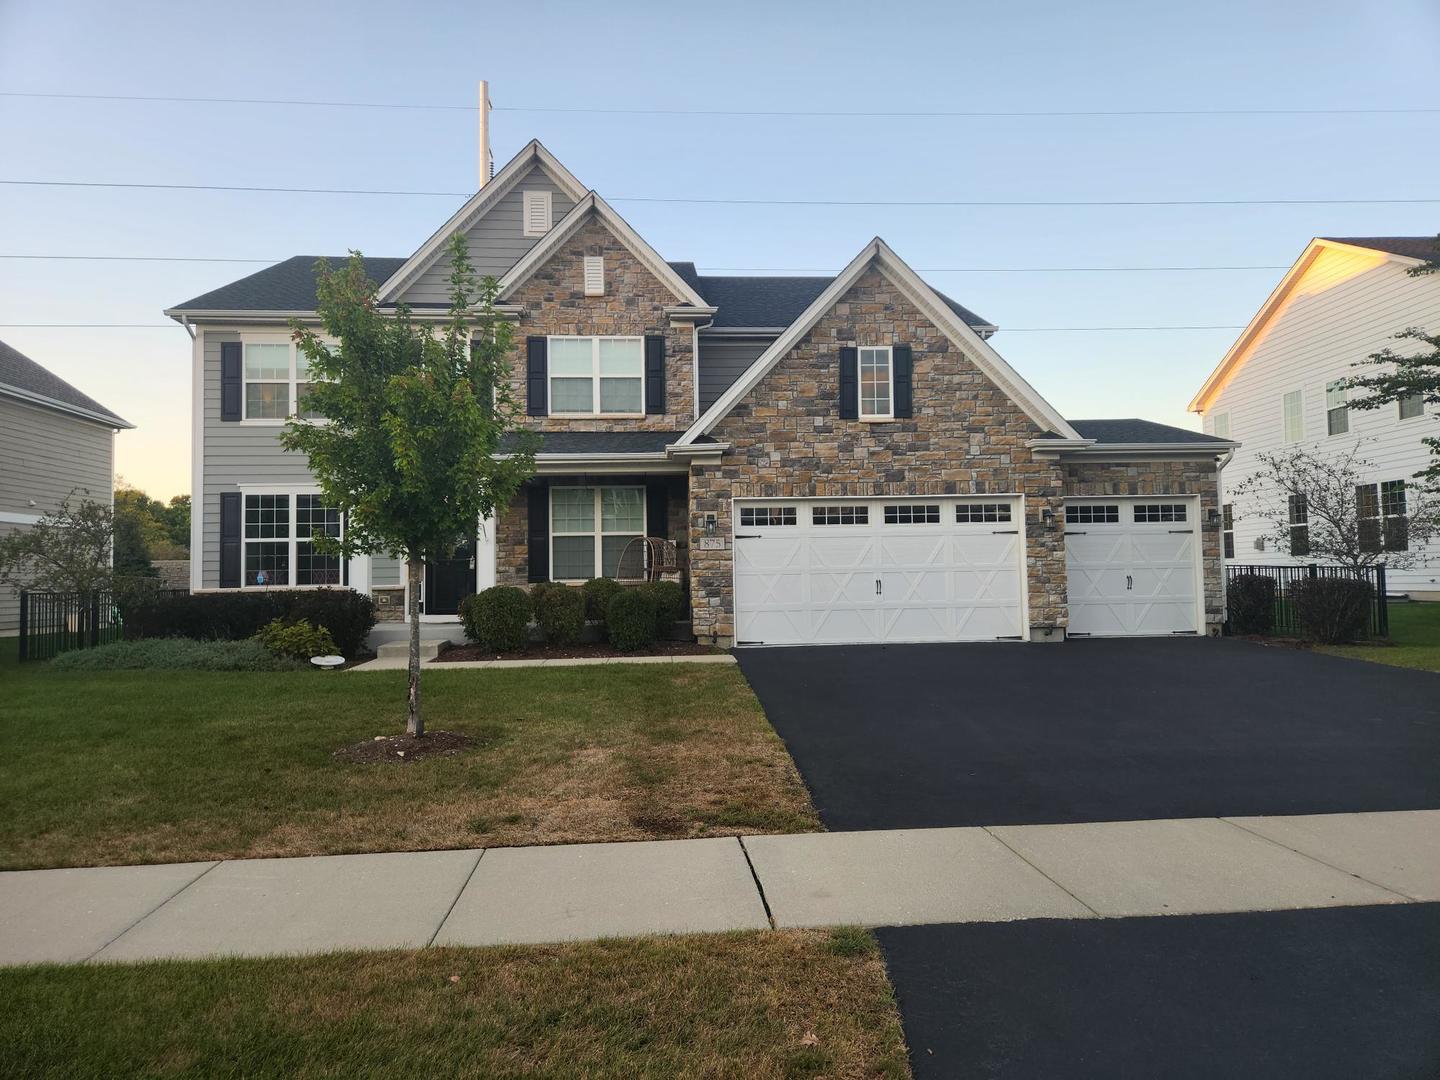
[0,397,116,632]
[199,329,316,587]
[696,335,772,412]
[396,165,577,306]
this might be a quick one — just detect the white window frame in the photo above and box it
[522,190,553,237]
[1282,389,1304,443]
[858,345,894,420]
[1211,412,1230,439]
[1398,393,1425,422]
[546,336,645,418]
[238,487,344,590]
[1325,380,1349,436]
[240,334,326,425]
[549,485,647,582]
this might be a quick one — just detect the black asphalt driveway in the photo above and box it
[878,904,1440,1080]
[738,638,1440,829]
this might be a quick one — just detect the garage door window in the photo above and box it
[739,506,796,527]
[1134,504,1187,523]
[812,505,869,525]
[955,503,1012,523]
[884,504,940,525]
[1065,504,1119,524]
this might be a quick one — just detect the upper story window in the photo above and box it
[522,190,552,237]
[858,346,894,419]
[1282,389,1304,443]
[548,337,643,416]
[1399,393,1424,421]
[243,340,321,422]
[1211,412,1230,439]
[1325,381,1349,436]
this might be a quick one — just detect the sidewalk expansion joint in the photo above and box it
[428,849,486,947]
[84,859,222,964]
[1216,817,1417,902]
[981,827,1102,918]
[735,836,776,930]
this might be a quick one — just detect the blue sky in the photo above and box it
[1,0,1437,499]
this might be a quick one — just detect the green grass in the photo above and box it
[0,662,819,870]
[1315,602,1440,672]
[0,930,910,1080]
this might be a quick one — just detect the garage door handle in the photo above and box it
[734,533,762,539]
[875,579,882,595]
[1065,530,1087,535]
[992,529,1019,535]
[1168,529,1193,534]
[1126,575,1133,590]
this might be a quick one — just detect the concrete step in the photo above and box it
[376,639,450,661]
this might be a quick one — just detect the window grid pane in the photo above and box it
[955,503,1011,523]
[296,544,341,585]
[552,536,595,580]
[859,348,891,417]
[601,535,639,578]
[883,504,940,525]
[1065,504,1119,524]
[244,542,289,586]
[244,343,290,380]
[601,488,644,533]
[598,338,643,374]
[244,495,289,539]
[1283,391,1304,443]
[245,383,289,420]
[550,378,593,413]
[812,505,869,526]
[551,488,595,533]
[1134,504,1188,523]
[599,377,643,414]
[1399,393,1424,420]
[739,507,796,527]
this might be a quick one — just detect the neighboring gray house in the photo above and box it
[168,140,1234,647]
[0,340,133,634]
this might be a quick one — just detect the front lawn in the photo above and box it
[1315,602,1440,672]
[0,662,819,870]
[0,929,910,1079]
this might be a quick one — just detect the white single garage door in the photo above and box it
[732,497,1026,646]
[1064,497,1201,637]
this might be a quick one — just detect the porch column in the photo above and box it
[475,513,497,592]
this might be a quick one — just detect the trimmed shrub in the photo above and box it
[460,586,532,651]
[49,638,303,672]
[535,585,586,645]
[529,581,563,609]
[1226,574,1277,636]
[121,589,376,657]
[582,577,623,624]
[255,618,338,660]
[639,580,686,637]
[606,589,659,651]
[1291,576,1374,644]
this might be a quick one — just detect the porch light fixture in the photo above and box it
[1040,507,1055,528]
[1206,508,1222,527]
[704,513,718,537]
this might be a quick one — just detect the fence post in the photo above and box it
[1376,564,1388,638]
[18,590,28,662]
[89,591,100,647]
[1307,564,1318,580]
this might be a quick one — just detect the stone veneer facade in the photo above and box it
[503,213,695,433]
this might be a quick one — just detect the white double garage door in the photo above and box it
[732,495,1201,646]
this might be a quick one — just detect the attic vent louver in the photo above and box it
[583,256,604,296]
[522,190,552,237]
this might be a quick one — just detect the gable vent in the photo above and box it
[522,190,552,237]
[583,255,604,296]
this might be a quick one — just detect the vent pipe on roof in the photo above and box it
[477,80,493,190]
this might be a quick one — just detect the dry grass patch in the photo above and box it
[0,930,910,1079]
[0,664,819,869]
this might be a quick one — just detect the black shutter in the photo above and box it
[474,341,494,418]
[838,346,858,420]
[220,341,243,422]
[893,345,913,418]
[646,480,669,540]
[219,491,242,588]
[526,481,550,583]
[644,334,666,414]
[526,337,547,416]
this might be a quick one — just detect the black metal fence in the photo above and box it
[17,587,189,662]
[1224,564,1389,639]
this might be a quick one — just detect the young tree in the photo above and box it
[1232,441,1439,571]
[0,491,116,596]
[281,235,535,737]
[1344,235,1440,491]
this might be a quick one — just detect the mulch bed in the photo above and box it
[334,730,477,764]
[436,640,719,662]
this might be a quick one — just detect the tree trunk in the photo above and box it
[406,555,424,737]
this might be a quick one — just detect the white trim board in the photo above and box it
[676,237,1079,444]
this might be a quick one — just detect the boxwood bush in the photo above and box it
[1291,576,1374,644]
[49,638,304,672]
[255,618,338,660]
[535,585,586,645]
[581,577,623,624]
[639,580,687,637]
[460,586,532,651]
[1226,573,1277,636]
[606,589,659,651]
[121,589,375,657]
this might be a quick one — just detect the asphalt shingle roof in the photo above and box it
[1322,236,1440,262]
[500,431,685,455]
[1067,418,1230,445]
[682,270,994,331]
[0,339,131,428]
[169,256,408,313]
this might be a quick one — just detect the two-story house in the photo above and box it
[0,339,133,634]
[1190,236,1439,600]
[167,139,1233,647]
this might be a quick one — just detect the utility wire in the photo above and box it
[1,179,1435,207]
[3,90,1438,118]
[0,254,1291,273]
[0,322,1247,332]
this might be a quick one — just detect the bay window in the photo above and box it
[548,336,644,416]
[550,486,645,580]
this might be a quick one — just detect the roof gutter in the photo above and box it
[0,381,134,430]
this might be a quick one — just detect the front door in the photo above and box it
[424,541,475,616]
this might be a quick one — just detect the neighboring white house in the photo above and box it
[1190,236,1440,599]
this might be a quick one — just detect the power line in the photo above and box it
[0,254,1291,273]
[3,90,1438,119]
[2,178,1436,208]
[0,322,1246,332]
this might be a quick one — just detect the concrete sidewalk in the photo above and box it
[2,810,1435,966]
